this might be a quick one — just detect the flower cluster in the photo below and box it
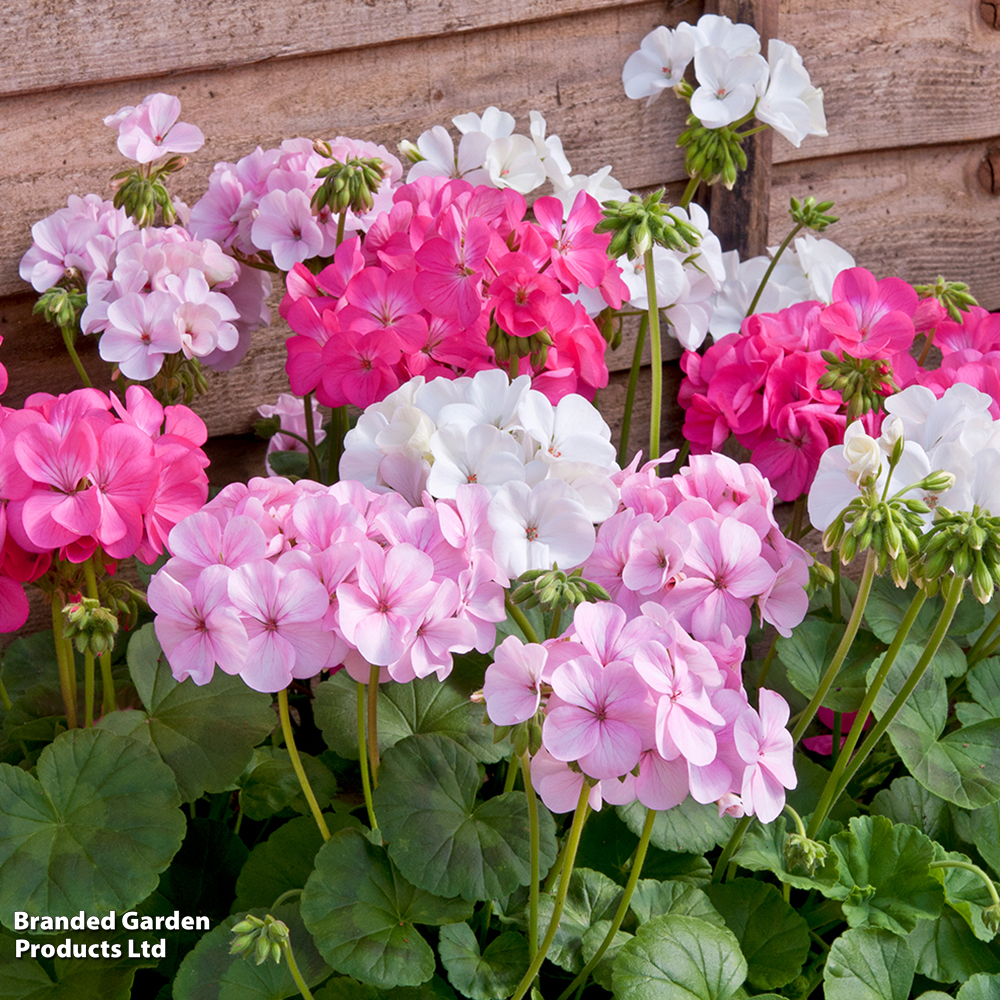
[585,452,811,641]
[189,136,403,271]
[678,266,969,501]
[624,14,826,149]
[77,224,270,378]
[340,370,621,579]
[0,385,210,631]
[281,185,626,408]
[148,475,506,692]
[483,601,796,822]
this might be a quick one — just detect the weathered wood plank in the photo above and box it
[769,140,1000,310]
[4,0,661,96]
[0,1,702,300]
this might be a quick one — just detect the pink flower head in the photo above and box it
[414,211,491,326]
[733,688,797,822]
[530,747,604,814]
[106,93,205,164]
[483,635,550,725]
[532,191,611,292]
[819,267,918,359]
[488,254,562,338]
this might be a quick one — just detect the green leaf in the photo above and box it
[173,902,330,1000]
[703,879,810,990]
[778,619,884,712]
[787,752,857,823]
[437,923,528,1000]
[871,646,1000,809]
[870,777,953,844]
[865,577,972,677]
[527,867,624,974]
[617,796,734,855]
[630,880,726,928]
[908,908,1000,984]
[612,914,747,1000]
[0,931,136,1000]
[733,817,840,892]
[237,747,337,821]
[314,659,506,763]
[931,846,1000,943]
[96,624,276,803]
[824,927,916,1000]
[314,975,458,999]
[235,814,358,911]
[959,974,1000,1000]
[965,803,1000,878]
[300,827,472,989]
[0,728,185,930]
[827,816,944,935]
[967,659,1000,716]
[373,734,556,901]
[266,450,309,478]
[581,920,631,992]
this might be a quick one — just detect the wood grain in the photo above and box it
[0,1,702,299]
[5,0,664,96]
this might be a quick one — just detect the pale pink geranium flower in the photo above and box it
[531,747,604,814]
[100,291,183,380]
[252,188,324,271]
[482,635,550,725]
[388,580,477,682]
[106,93,205,164]
[149,566,249,685]
[543,656,651,780]
[733,688,796,823]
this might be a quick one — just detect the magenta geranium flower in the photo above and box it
[819,267,918,358]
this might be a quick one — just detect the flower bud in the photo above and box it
[843,427,882,487]
[784,832,829,876]
[917,471,957,495]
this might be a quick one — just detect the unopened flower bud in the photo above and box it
[63,596,119,656]
[784,832,828,876]
[983,902,1000,936]
[917,471,957,495]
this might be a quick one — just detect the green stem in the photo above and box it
[831,712,842,767]
[280,939,317,1000]
[617,314,648,466]
[807,585,928,837]
[974,629,1000,667]
[52,597,77,729]
[746,222,804,317]
[503,750,520,795]
[916,326,937,367]
[787,493,806,542]
[505,595,540,644]
[356,682,379,833]
[233,807,243,837]
[269,426,325,479]
[929,860,1000,907]
[278,688,330,842]
[713,815,752,883]
[756,633,780,693]
[367,663,381,788]
[302,393,320,481]
[521,753,540,961]
[82,557,114,715]
[831,556,842,622]
[548,607,563,640]
[784,803,808,838]
[271,888,304,909]
[336,209,347,248]
[59,322,93,388]
[825,574,964,813]
[84,649,95,728]
[968,602,1000,665]
[510,782,592,1000]
[0,676,10,713]
[791,550,877,744]
[556,807,656,1000]
[644,248,663,462]
[328,406,348,485]
[678,174,701,210]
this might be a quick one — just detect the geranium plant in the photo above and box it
[2,12,1000,1000]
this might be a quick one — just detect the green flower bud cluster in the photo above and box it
[676,120,747,189]
[913,275,979,323]
[486,318,553,370]
[784,832,829,876]
[312,155,387,216]
[34,281,88,335]
[596,189,702,261]
[112,156,188,228]
[920,503,1000,602]
[823,493,926,585]
[984,902,1000,937]
[491,715,545,759]
[149,353,209,407]
[818,351,899,422]
[230,914,290,966]
[63,596,119,657]
[788,196,838,233]
[806,559,835,596]
[509,566,610,614]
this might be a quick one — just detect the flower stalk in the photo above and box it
[277,688,330,842]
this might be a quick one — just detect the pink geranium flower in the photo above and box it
[482,635,550,725]
[819,267,918,358]
[733,688,797,822]
[107,93,205,164]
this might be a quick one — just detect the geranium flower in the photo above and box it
[733,688,796,822]
[106,93,205,164]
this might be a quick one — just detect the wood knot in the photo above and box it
[980,1,1000,28]
[977,148,1000,195]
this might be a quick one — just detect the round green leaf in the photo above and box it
[617,796,734,855]
[909,908,1000,983]
[237,747,337,821]
[704,879,810,990]
[630,880,726,929]
[0,728,185,930]
[966,803,1000,878]
[612,914,747,1000]
[100,624,275,803]
[438,922,528,1000]
[173,902,329,1000]
[314,658,506,763]
[301,827,473,989]
[825,927,916,1000]
[959,974,1000,1000]
[374,734,556,901]
[870,777,952,843]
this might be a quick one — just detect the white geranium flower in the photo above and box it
[691,47,769,129]
[406,124,491,185]
[618,247,687,312]
[843,424,883,486]
[484,135,546,194]
[791,234,854,303]
[622,26,696,104]
[438,371,532,431]
[529,111,573,188]
[708,251,811,336]
[453,106,516,140]
[552,165,630,211]
[427,424,526,498]
[756,39,827,148]
[678,14,762,58]
[518,391,617,468]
